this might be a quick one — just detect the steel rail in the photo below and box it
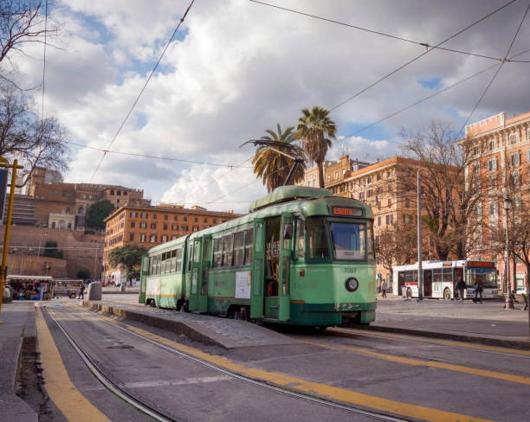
[101,316,410,422]
[45,307,178,422]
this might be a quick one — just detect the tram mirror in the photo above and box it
[283,222,293,240]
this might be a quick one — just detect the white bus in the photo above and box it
[393,260,499,300]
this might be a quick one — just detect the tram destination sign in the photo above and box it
[331,207,363,217]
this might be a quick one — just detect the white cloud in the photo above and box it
[6,0,530,211]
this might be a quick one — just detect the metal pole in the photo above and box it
[0,159,18,312]
[503,193,513,309]
[417,170,423,301]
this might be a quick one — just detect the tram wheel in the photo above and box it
[443,288,451,300]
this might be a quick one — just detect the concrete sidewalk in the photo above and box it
[0,303,37,422]
[371,299,530,349]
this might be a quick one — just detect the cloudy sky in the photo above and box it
[6,0,530,212]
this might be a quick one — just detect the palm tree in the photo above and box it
[296,106,336,188]
[252,124,306,192]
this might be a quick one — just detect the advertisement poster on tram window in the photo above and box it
[235,271,251,299]
[0,168,8,223]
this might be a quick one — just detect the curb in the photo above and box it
[361,324,530,350]
[81,301,227,349]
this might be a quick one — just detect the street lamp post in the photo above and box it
[503,190,514,309]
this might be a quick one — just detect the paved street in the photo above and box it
[4,299,527,421]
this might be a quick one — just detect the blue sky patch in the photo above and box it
[341,121,391,141]
[418,76,442,91]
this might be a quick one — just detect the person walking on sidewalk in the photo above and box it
[456,277,466,302]
[78,283,86,300]
[380,280,388,298]
[473,279,483,304]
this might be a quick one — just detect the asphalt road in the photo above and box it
[34,300,530,421]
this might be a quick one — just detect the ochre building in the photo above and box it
[460,111,530,294]
[103,204,239,278]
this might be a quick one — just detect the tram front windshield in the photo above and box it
[465,267,497,288]
[306,217,373,261]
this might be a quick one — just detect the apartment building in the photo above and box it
[102,204,239,278]
[461,111,530,293]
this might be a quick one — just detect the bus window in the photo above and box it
[306,217,330,260]
[244,228,253,265]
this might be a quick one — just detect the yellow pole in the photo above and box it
[0,159,18,312]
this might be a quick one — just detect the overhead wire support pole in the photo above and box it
[417,170,423,301]
[0,159,22,313]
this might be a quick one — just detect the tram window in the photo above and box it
[295,219,305,258]
[367,220,375,260]
[213,238,223,268]
[233,231,245,267]
[176,248,183,272]
[330,222,367,260]
[222,235,234,267]
[187,243,194,271]
[244,228,253,265]
[306,217,330,260]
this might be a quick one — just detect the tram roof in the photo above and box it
[249,186,332,212]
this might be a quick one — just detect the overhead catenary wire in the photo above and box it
[328,0,520,111]
[459,2,530,134]
[41,0,49,119]
[249,0,513,63]
[67,141,253,169]
[90,0,196,182]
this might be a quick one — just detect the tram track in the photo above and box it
[45,306,410,422]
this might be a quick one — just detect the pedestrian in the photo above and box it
[78,283,86,300]
[522,293,528,311]
[473,279,483,304]
[456,277,466,302]
[380,280,387,298]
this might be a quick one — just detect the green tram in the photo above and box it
[139,186,376,326]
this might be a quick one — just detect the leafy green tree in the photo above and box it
[252,124,306,192]
[76,268,91,280]
[42,240,63,259]
[296,106,336,188]
[85,200,114,230]
[108,245,147,280]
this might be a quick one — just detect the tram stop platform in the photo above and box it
[0,302,38,422]
[82,300,299,350]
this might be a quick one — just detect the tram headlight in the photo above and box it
[345,277,359,292]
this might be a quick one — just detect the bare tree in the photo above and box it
[0,83,68,184]
[400,121,487,260]
[375,222,417,285]
[1,0,49,64]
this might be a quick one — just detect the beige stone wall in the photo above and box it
[6,255,67,278]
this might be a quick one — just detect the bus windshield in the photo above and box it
[466,267,497,288]
[330,221,371,260]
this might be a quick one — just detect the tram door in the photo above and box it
[250,218,265,319]
[189,236,210,313]
[278,214,293,321]
[139,256,150,302]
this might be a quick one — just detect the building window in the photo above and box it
[150,223,156,229]
[510,153,520,167]
[153,213,157,219]
[488,158,497,171]
[334,170,338,179]
[164,214,168,221]
[140,234,146,242]
[117,190,121,196]
[163,224,168,230]
[387,198,392,207]
[110,190,114,195]
[509,133,519,144]
[183,216,187,222]
[140,221,147,229]
[488,141,495,151]
[489,201,498,216]
[489,176,496,189]
[161,235,168,242]
[129,233,134,241]
[385,214,393,225]
[130,221,135,228]
[194,217,198,223]
[150,234,157,243]
[377,216,381,226]
[367,176,372,184]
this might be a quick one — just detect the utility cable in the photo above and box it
[328,0,519,111]
[67,141,252,168]
[459,2,530,134]
[41,0,49,118]
[90,0,196,182]
[249,0,507,63]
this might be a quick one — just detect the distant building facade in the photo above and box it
[102,204,239,279]
[460,111,530,293]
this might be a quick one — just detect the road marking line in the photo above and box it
[123,375,232,389]
[35,307,110,422]
[96,314,488,422]
[332,328,530,358]
[303,339,530,386]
